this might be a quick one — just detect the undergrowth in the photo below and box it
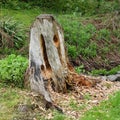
[90,65,120,76]
[0,54,28,88]
[0,17,27,49]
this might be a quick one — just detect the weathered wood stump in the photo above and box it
[29,14,93,109]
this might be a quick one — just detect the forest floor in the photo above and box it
[0,77,120,120]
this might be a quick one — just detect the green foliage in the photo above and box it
[69,99,78,110]
[0,87,20,120]
[101,47,110,54]
[90,65,120,75]
[52,110,67,120]
[98,0,120,14]
[0,17,26,49]
[59,17,97,59]
[0,54,28,88]
[1,0,31,10]
[67,45,78,59]
[69,99,87,111]
[1,0,119,14]
[0,48,17,55]
[75,64,85,74]
[96,29,111,41]
[81,91,120,120]
[83,93,91,100]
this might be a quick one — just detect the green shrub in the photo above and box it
[58,17,97,59]
[67,45,78,59]
[0,17,26,49]
[0,54,28,88]
[75,64,85,74]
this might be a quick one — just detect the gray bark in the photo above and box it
[29,14,68,104]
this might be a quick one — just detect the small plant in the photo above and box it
[69,99,87,111]
[67,45,78,59]
[0,54,28,88]
[83,93,91,100]
[75,64,85,74]
[96,29,110,41]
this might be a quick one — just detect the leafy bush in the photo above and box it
[0,54,28,88]
[58,17,97,59]
[67,44,78,59]
[53,110,67,120]
[0,17,26,49]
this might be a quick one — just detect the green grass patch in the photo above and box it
[90,65,120,76]
[0,8,41,28]
[0,87,20,120]
[81,91,120,120]
[52,110,67,120]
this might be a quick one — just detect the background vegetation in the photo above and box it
[0,0,120,86]
[0,54,28,88]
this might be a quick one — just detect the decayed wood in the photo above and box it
[29,14,69,107]
[29,14,93,109]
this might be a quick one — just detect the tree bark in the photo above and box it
[29,14,93,109]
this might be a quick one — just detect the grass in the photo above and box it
[90,65,120,76]
[0,85,20,120]
[0,8,41,28]
[81,91,120,120]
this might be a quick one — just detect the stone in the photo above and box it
[117,71,120,74]
[17,104,29,113]
[116,74,120,81]
[107,74,120,82]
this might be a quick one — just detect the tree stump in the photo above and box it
[29,14,93,109]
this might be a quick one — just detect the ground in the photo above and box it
[0,76,120,120]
